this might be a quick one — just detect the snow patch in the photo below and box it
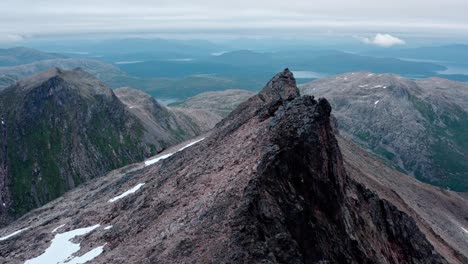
[0,227,29,241]
[24,224,101,264]
[144,138,205,166]
[64,244,106,264]
[52,224,66,233]
[462,227,468,234]
[108,183,145,203]
[104,226,113,230]
[374,100,380,105]
[144,153,174,166]
[367,74,374,77]
[358,85,369,88]
[373,85,383,88]
[179,138,205,151]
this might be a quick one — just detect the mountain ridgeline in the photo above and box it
[0,69,466,263]
[0,68,211,225]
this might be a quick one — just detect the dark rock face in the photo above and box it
[0,70,465,264]
[258,67,300,102]
[0,116,11,224]
[206,81,446,263]
[0,68,151,222]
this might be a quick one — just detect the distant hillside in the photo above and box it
[173,89,255,118]
[114,87,219,142]
[0,47,65,67]
[0,68,211,225]
[0,58,125,90]
[363,44,468,64]
[300,72,468,191]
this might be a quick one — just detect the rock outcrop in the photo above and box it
[0,69,466,263]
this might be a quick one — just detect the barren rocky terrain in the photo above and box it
[0,69,466,263]
[174,89,255,118]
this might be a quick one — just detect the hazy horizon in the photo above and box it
[1,0,468,45]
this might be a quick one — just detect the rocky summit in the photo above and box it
[0,69,466,263]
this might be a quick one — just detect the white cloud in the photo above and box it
[362,33,406,47]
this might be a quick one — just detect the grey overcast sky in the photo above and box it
[1,0,467,42]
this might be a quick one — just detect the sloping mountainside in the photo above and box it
[114,87,218,144]
[300,72,468,191]
[0,69,466,263]
[0,68,208,225]
[0,58,124,90]
[0,47,65,67]
[173,89,255,118]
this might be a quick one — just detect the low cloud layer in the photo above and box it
[362,34,406,47]
[0,0,467,42]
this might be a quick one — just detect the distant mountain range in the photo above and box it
[363,44,468,65]
[2,45,468,102]
[0,58,125,90]
[0,47,65,67]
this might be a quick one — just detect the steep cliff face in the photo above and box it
[0,117,10,224]
[0,68,215,224]
[0,70,466,263]
[0,68,153,220]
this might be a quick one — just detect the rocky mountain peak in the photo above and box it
[214,68,302,136]
[0,70,466,263]
[14,67,113,98]
[259,68,300,103]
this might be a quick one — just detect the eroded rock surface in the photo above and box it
[0,69,466,263]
